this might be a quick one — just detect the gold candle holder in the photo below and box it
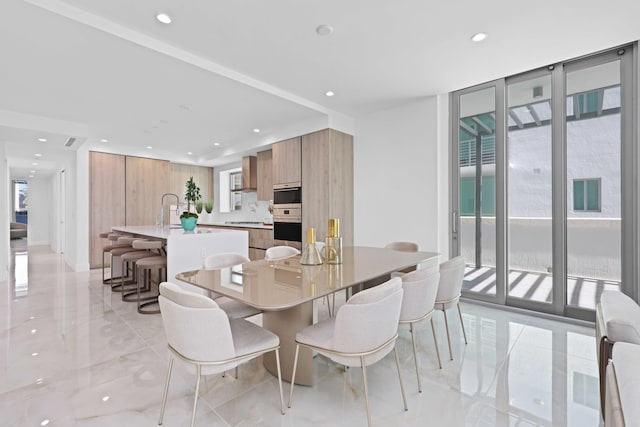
[324,236,342,264]
[301,227,323,265]
[327,218,340,238]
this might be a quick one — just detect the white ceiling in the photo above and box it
[2,0,640,180]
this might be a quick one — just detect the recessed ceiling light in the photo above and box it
[32,162,39,166]
[325,91,335,97]
[156,13,172,24]
[146,146,153,149]
[100,138,109,143]
[32,352,38,356]
[213,142,220,146]
[31,329,37,334]
[34,153,42,157]
[187,152,193,155]
[37,138,47,142]
[471,32,487,42]
[40,420,50,426]
[102,396,110,402]
[253,128,261,133]
[30,170,36,173]
[28,175,34,178]
[316,25,333,36]
[36,378,44,384]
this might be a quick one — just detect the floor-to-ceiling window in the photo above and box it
[450,44,636,320]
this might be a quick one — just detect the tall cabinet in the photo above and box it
[89,152,126,268]
[125,157,170,226]
[301,129,354,246]
[257,149,273,201]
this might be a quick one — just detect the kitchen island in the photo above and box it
[111,225,248,282]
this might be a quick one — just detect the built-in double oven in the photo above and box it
[273,185,302,244]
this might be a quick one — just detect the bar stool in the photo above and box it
[101,232,128,285]
[109,236,145,292]
[121,243,158,302]
[133,240,167,314]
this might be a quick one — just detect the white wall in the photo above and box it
[26,177,52,246]
[0,145,8,282]
[353,96,446,256]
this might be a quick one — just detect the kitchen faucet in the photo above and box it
[159,193,180,229]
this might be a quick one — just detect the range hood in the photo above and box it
[231,156,257,192]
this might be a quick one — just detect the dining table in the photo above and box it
[175,246,439,385]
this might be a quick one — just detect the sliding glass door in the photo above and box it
[564,52,628,318]
[452,83,503,303]
[505,71,555,312]
[451,45,636,319]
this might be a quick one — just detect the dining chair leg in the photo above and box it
[443,308,453,360]
[393,347,408,411]
[409,323,421,392]
[158,356,174,425]
[360,356,372,427]
[457,303,468,345]
[275,348,285,415]
[430,318,442,369]
[191,365,202,427]
[288,344,300,408]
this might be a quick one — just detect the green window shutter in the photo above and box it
[574,180,585,211]
[586,180,600,211]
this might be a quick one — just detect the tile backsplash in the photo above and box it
[208,192,273,223]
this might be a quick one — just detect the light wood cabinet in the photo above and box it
[125,156,170,226]
[169,163,214,203]
[257,150,273,201]
[89,152,126,268]
[272,136,301,187]
[302,129,354,246]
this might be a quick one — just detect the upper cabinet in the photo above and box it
[272,136,301,188]
[257,150,273,201]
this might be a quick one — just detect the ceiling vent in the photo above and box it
[64,137,77,147]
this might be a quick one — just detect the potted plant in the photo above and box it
[195,200,203,214]
[180,176,201,231]
[204,200,214,214]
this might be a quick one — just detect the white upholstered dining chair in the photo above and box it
[265,245,300,260]
[288,277,407,427]
[202,253,262,319]
[385,241,419,275]
[157,282,284,427]
[434,256,468,360]
[399,268,442,392]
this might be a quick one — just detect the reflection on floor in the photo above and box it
[0,244,601,426]
[464,266,620,310]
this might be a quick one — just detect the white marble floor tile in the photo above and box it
[0,243,602,426]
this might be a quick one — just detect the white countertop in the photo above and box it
[197,221,273,230]
[112,225,245,239]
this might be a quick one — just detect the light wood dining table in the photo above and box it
[175,246,439,385]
